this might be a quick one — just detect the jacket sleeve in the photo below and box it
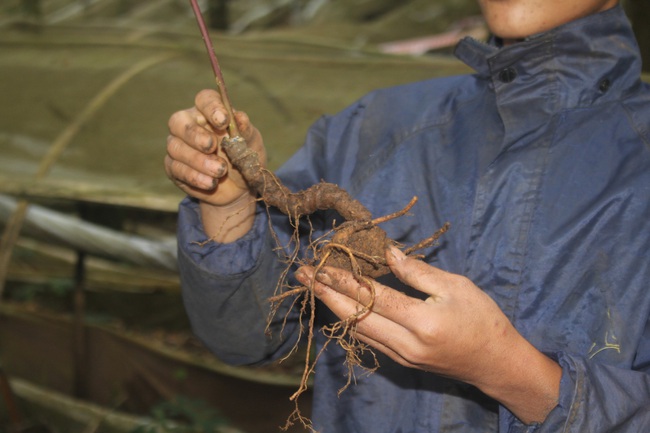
[176,113,340,366]
[177,197,301,365]
[499,327,650,433]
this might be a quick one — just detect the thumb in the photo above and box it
[386,245,450,298]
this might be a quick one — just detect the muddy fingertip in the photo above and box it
[204,157,226,178]
[315,269,332,286]
[234,111,253,137]
[212,109,228,129]
[203,176,218,191]
[295,267,314,285]
[387,245,407,263]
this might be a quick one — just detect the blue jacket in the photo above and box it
[178,5,650,432]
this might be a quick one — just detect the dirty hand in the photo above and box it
[165,89,265,206]
[294,246,561,424]
[165,89,266,241]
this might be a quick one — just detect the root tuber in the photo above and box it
[222,136,448,278]
[221,135,449,430]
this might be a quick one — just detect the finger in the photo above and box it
[297,266,419,340]
[311,276,426,366]
[195,89,229,130]
[164,154,217,191]
[168,108,219,154]
[386,246,453,299]
[314,266,424,326]
[234,111,258,141]
[349,329,420,370]
[166,135,228,179]
[295,267,404,328]
[296,267,432,369]
[296,266,374,317]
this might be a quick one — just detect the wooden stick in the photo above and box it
[0,365,23,426]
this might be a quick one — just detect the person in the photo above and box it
[165,0,650,431]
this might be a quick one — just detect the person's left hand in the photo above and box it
[294,245,561,424]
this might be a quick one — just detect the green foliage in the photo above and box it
[130,396,230,433]
[172,368,188,381]
[10,279,74,303]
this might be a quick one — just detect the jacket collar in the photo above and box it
[454,5,642,111]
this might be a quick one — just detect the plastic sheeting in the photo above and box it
[0,0,473,210]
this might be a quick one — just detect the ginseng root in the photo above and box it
[221,135,449,430]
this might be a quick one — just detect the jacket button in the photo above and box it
[498,67,518,83]
[599,78,611,92]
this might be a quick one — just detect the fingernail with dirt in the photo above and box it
[389,245,406,262]
[206,159,226,177]
[198,174,217,190]
[202,136,215,153]
[295,267,313,285]
[213,110,227,128]
[315,269,331,286]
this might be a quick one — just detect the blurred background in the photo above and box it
[0,1,648,432]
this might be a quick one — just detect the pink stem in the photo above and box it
[188,0,240,137]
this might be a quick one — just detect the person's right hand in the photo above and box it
[165,89,266,241]
[165,89,266,207]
